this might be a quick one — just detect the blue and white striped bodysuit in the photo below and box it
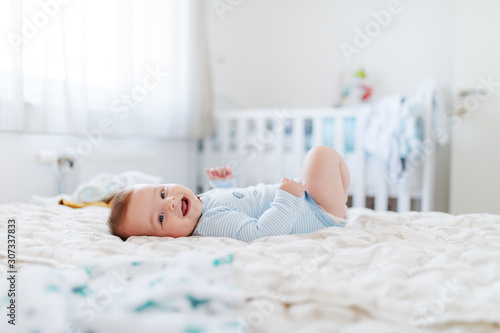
[191,179,346,242]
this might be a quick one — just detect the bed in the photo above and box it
[1,202,499,332]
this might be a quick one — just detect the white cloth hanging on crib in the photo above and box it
[363,94,405,180]
[399,79,449,172]
[364,80,447,183]
[410,79,449,146]
[399,100,422,159]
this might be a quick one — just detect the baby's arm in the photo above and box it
[237,189,303,240]
[279,177,307,198]
[205,166,233,180]
[205,166,236,188]
[200,183,305,241]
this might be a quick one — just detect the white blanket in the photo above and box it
[1,203,499,332]
[3,253,245,333]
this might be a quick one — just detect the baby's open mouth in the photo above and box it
[181,197,189,216]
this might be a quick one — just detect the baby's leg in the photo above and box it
[300,145,350,219]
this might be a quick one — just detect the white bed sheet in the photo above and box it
[1,203,499,332]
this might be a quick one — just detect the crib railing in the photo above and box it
[197,105,435,213]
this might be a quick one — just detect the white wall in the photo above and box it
[208,0,454,212]
[0,132,193,204]
[208,0,454,107]
[449,0,500,214]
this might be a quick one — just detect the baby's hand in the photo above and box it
[279,178,307,198]
[205,166,233,181]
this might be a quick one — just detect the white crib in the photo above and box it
[197,105,436,212]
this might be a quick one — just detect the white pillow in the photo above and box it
[72,170,162,203]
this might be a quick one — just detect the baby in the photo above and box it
[108,145,350,242]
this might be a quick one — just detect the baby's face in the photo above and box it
[120,183,202,238]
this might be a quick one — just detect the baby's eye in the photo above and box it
[160,190,165,199]
[159,213,164,224]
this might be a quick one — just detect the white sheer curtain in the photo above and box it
[0,0,213,139]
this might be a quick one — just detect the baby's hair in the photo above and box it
[107,187,134,241]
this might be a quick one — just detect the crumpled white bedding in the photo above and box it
[0,203,499,333]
